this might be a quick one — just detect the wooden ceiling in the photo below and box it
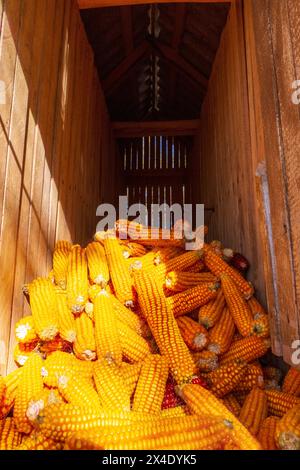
[80,2,230,121]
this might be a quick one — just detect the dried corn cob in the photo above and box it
[257,416,279,450]
[282,367,300,396]
[248,296,267,316]
[111,295,150,337]
[116,220,184,248]
[118,319,151,362]
[153,246,184,266]
[208,307,235,354]
[15,315,38,344]
[165,271,217,293]
[183,259,205,273]
[0,368,23,419]
[28,277,59,340]
[55,288,76,343]
[222,394,241,417]
[265,389,300,417]
[176,316,209,351]
[16,432,63,450]
[234,362,264,392]
[41,351,94,388]
[203,244,254,298]
[206,361,247,398]
[86,241,109,287]
[133,269,197,384]
[58,372,101,410]
[163,250,203,276]
[14,353,43,433]
[220,336,270,365]
[178,384,261,450]
[166,282,219,318]
[127,251,158,271]
[53,240,72,289]
[93,359,130,412]
[133,355,169,414]
[252,313,270,338]
[73,312,96,361]
[0,418,22,450]
[160,405,188,418]
[121,241,147,258]
[25,388,64,426]
[14,341,38,366]
[66,245,89,313]
[120,362,142,396]
[94,290,122,365]
[65,415,233,450]
[239,388,268,436]
[193,350,219,372]
[198,289,226,328]
[221,274,253,337]
[275,404,300,450]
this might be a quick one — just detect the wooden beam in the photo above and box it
[152,41,208,90]
[79,0,232,9]
[169,4,186,107]
[112,119,200,137]
[102,41,150,93]
[120,6,133,55]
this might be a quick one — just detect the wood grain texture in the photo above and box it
[79,0,232,8]
[0,0,116,373]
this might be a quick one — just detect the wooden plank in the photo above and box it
[113,119,201,137]
[79,0,232,8]
[120,6,133,55]
[169,4,186,108]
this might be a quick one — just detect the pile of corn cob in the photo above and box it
[1,220,300,451]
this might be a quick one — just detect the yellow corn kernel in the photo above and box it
[133,355,169,414]
[206,361,247,398]
[176,316,209,351]
[257,416,279,450]
[66,245,89,313]
[220,336,270,365]
[86,241,109,287]
[118,318,152,363]
[234,362,264,392]
[0,368,23,419]
[166,282,219,318]
[120,362,142,396]
[121,241,147,258]
[239,388,268,436]
[94,290,122,365]
[198,290,226,328]
[111,294,151,337]
[165,271,217,293]
[265,389,300,417]
[0,418,23,450]
[55,287,76,343]
[15,431,63,450]
[93,359,130,412]
[73,312,96,361]
[53,240,72,289]
[275,404,300,450]
[15,315,38,344]
[41,351,94,388]
[58,372,101,410]
[28,277,59,340]
[14,353,44,434]
[208,307,235,355]
[13,341,38,367]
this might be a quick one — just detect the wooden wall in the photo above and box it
[0,0,116,374]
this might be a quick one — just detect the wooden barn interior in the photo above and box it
[1,0,300,377]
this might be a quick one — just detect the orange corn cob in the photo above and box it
[73,312,96,361]
[198,289,226,328]
[28,277,59,340]
[263,366,282,383]
[14,341,38,367]
[265,389,300,417]
[25,388,64,425]
[127,251,158,271]
[0,368,23,419]
[178,384,261,450]
[65,415,233,450]
[163,250,203,275]
[121,241,147,258]
[15,315,38,344]
[111,295,150,337]
[0,418,22,450]
[166,282,219,318]
[133,355,169,414]
[193,350,219,372]
[165,271,217,293]
[116,220,184,247]
[153,246,184,266]
[94,290,122,365]
[206,361,247,398]
[257,416,279,450]
[208,307,235,354]
[203,244,254,298]
[120,362,142,396]
[16,432,63,450]
[282,367,300,396]
[58,372,101,410]
[221,394,241,417]
[252,313,270,338]
[41,351,94,387]
[176,316,209,351]
[220,336,270,365]
[53,240,72,289]
[133,269,197,384]
[221,274,253,337]
[86,241,109,287]
[93,359,130,412]
[234,362,264,392]
[275,404,300,450]
[104,237,136,307]
[248,296,267,316]
[118,319,151,362]
[55,288,76,343]
[14,353,44,434]
[66,245,89,313]
[239,388,268,436]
